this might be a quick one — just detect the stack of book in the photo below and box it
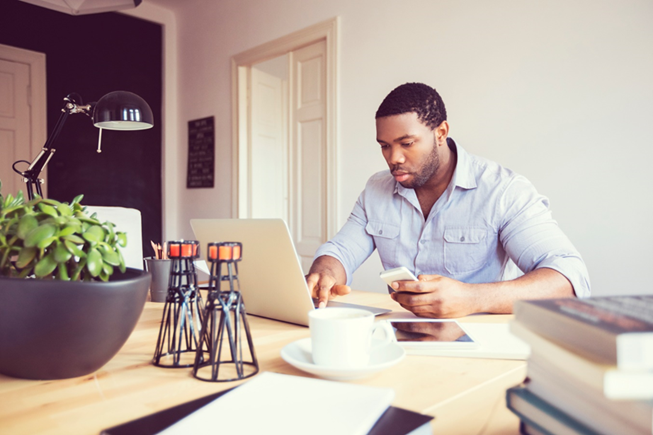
[506,295,653,435]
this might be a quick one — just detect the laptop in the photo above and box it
[190,218,391,326]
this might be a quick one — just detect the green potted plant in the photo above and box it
[0,181,151,380]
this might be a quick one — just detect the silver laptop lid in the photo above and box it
[191,218,315,326]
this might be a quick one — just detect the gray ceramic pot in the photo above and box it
[0,268,151,380]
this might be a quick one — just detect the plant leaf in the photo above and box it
[83,225,105,243]
[53,241,73,263]
[17,214,38,239]
[37,236,57,250]
[63,240,85,258]
[56,202,73,217]
[34,252,57,277]
[118,249,126,273]
[87,247,103,277]
[16,246,37,269]
[37,202,58,218]
[102,262,113,276]
[117,232,127,248]
[99,245,121,266]
[24,224,57,248]
[62,234,85,244]
[57,224,79,237]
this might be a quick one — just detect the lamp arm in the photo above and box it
[13,94,93,200]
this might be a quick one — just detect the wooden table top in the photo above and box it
[0,290,525,435]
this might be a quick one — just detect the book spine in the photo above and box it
[514,300,618,365]
[511,320,653,400]
[506,386,600,435]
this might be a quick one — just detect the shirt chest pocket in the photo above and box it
[443,228,489,275]
[365,221,400,259]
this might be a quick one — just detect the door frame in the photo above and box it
[231,17,339,238]
[0,43,47,197]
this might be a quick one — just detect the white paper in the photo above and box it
[405,323,531,360]
[158,372,395,435]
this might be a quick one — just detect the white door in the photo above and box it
[0,58,31,197]
[289,40,327,273]
[250,66,288,221]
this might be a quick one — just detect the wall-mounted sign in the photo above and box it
[187,116,215,188]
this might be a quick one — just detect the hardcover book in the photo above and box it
[510,320,653,400]
[506,385,600,435]
[513,295,653,370]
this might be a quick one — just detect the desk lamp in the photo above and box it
[11,91,153,200]
[19,0,142,16]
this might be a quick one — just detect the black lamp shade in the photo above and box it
[19,0,142,16]
[93,90,154,130]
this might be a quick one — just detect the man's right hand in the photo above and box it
[306,273,351,308]
[305,255,351,308]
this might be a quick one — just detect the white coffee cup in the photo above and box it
[309,307,392,369]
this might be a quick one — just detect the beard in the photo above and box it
[393,142,440,189]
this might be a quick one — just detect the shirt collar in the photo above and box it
[448,138,477,190]
[393,137,477,196]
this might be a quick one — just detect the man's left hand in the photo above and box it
[389,274,477,318]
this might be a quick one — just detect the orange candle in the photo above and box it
[233,245,241,260]
[219,245,232,260]
[208,245,218,260]
[169,243,180,258]
[181,243,192,257]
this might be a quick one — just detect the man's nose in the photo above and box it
[388,146,406,165]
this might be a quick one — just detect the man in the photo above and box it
[306,82,590,318]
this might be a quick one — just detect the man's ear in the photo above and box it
[434,121,449,146]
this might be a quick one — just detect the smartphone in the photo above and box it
[380,266,418,288]
[387,319,477,349]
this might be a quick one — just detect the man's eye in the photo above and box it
[380,144,389,150]
[401,142,413,147]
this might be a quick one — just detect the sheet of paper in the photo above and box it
[158,372,395,435]
[405,323,531,360]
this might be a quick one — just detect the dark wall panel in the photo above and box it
[0,0,162,259]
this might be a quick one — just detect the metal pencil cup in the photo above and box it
[153,240,207,368]
[193,242,259,382]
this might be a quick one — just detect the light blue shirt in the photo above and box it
[315,139,591,297]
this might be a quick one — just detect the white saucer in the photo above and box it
[280,338,405,381]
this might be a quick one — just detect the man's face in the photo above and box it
[376,112,440,189]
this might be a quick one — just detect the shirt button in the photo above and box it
[379,230,383,235]
[460,236,465,242]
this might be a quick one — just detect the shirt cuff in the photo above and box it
[535,257,591,298]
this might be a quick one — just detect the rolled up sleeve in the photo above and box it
[314,193,376,285]
[499,175,591,297]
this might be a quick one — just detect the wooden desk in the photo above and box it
[0,291,526,435]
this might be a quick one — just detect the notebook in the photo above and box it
[190,218,391,326]
[101,373,433,435]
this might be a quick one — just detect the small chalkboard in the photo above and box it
[187,116,215,188]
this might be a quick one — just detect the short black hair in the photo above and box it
[375,82,447,130]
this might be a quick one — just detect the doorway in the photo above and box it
[0,44,46,198]
[232,18,339,272]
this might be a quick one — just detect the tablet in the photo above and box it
[386,319,478,349]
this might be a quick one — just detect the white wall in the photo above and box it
[163,0,653,297]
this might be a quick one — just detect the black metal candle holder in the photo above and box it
[153,240,207,368]
[193,242,259,382]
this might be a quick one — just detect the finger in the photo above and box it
[331,284,351,297]
[393,292,433,307]
[305,274,321,297]
[317,282,334,308]
[392,279,429,293]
